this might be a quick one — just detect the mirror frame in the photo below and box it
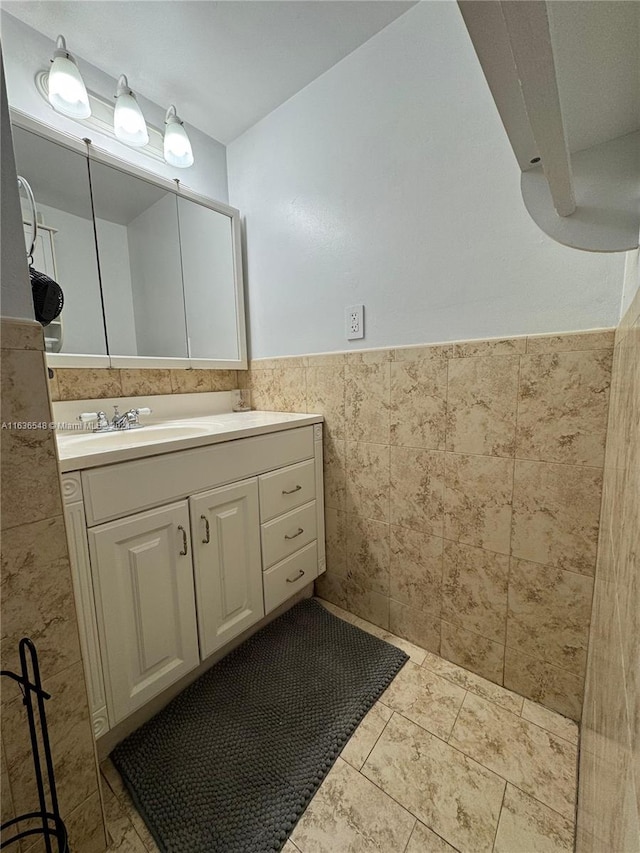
[11,109,248,370]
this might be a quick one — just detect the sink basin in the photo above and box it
[57,422,218,454]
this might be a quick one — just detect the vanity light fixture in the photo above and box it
[163,105,194,168]
[47,35,91,119]
[113,75,149,147]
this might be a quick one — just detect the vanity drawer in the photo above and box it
[263,542,318,614]
[81,426,314,526]
[259,459,316,522]
[261,501,317,569]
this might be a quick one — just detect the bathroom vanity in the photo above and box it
[57,406,325,737]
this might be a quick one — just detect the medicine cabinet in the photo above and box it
[11,114,247,369]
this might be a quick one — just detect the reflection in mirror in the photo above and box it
[89,161,188,359]
[12,127,107,356]
[178,198,239,360]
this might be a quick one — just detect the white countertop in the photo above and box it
[56,411,323,472]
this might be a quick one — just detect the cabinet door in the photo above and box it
[89,501,199,724]
[190,479,264,660]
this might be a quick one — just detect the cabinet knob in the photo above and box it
[286,569,305,584]
[177,525,188,556]
[201,515,210,544]
[284,527,304,541]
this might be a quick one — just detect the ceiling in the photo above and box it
[2,0,417,144]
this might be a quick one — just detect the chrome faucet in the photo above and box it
[112,406,136,430]
[111,406,153,430]
[79,406,152,433]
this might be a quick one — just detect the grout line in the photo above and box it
[357,707,395,772]
[386,361,392,531]
[503,640,588,681]
[400,818,418,853]
[380,440,607,471]
[501,779,576,828]
[355,711,460,820]
[443,710,577,826]
[491,782,508,852]
[519,703,580,741]
[439,617,505,652]
[419,658,524,713]
[505,352,523,687]
[449,747,575,827]
[446,689,467,744]
[440,355,450,657]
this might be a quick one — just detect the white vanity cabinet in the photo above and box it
[61,421,325,738]
[88,501,200,724]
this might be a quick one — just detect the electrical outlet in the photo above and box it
[346,304,364,340]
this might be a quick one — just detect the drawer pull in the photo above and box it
[177,525,188,556]
[285,527,304,540]
[201,515,210,544]
[282,484,302,495]
[287,569,305,584]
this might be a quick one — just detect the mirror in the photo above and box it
[10,119,247,368]
[89,161,188,360]
[12,126,108,356]
[178,198,239,361]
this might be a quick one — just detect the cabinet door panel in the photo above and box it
[191,479,263,659]
[89,501,199,724]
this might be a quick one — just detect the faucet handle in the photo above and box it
[135,407,152,416]
[79,411,110,432]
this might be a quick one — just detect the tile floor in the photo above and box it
[101,598,579,853]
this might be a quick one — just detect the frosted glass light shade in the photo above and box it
[114,76,149,147]
[164,105,194,168]
[48,36,91,119]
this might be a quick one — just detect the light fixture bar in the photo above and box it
[35,69,165,163]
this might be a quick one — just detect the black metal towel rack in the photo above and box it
[1,638,69,852]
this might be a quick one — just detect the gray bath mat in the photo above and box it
[111,598,408,853]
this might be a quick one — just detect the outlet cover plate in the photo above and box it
[346,304,364,340]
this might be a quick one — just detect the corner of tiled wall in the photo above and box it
[576,287,640,852]
[243,329,616,721]
[1,318,107,852]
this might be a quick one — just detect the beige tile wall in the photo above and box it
[1,319,107,852]
[241,329,615,720]
[48,367,238,401]
[577,289,640,851]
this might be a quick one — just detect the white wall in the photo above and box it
[1,51,33,321]
[1,11,229,204]
[227,2,626,358]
